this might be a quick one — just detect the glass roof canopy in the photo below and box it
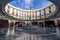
[9,0,52,10]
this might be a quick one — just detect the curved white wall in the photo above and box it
[5,4,56,20]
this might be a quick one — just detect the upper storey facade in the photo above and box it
[5,4,56,20]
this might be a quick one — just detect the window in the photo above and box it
[9,7,13,15]
[45,8,49,15]
[41,10,44,16]
[12,8,14,15]
[7,6,10,13]
[53,5,56,12]
[7,10,9,13]
[49,7,51,14]
[39,11,41,19]
[37,11,40,16]
[8,6,10,9]
[44,9,46,18]
[16,10,18,16]
[5,6,8,12]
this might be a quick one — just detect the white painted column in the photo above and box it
[31,35,34,40]
[12,21,15,35]
[35,35,37,40]
[54,20,60,35]
[27,35,30,40]
[6,20,15,36]
[38,22,39,26]
[6,20,11,36]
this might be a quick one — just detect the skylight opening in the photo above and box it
[9,0,53,10]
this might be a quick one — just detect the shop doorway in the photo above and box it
[45,20,56,33]
[15,22,25,27]
[45,20,55,27]
[0,19,8,33]
[32,22,38,25]
[39,22,44,27]
[0,19,8,28]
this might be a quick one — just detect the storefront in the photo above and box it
[15,22,25,27]
[39,22,44,27]
[57,20,60,27]
[0,19,8,28]
[32,22,38,25]
[45,20,55,27]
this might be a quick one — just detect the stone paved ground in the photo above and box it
[0,27,60,40]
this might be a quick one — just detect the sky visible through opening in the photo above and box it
[9,0,52,10]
